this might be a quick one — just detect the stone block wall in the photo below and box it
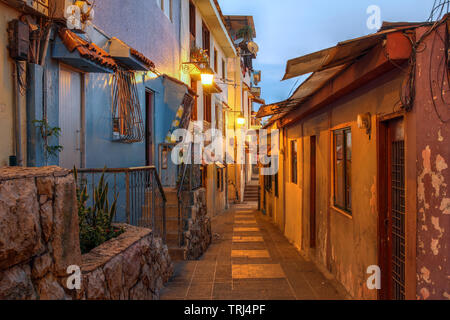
[82,224,173,300]
[182,188,212,260]
[0,166,173,300]
[0,167,81,300]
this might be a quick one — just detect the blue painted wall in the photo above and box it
[93,0,183,78]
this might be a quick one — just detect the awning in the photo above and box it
[53,28,117,73]
[256,64,348,118]
[203,82,223,94]
[109,37,155,71]
[252,96,266,105]
[282,26,423,80]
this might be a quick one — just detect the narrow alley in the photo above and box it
[160,203,346,300]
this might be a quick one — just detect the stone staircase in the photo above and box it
[243,183,259,202]
[163,188,185,261]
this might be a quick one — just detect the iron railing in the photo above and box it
[75,166,167,243]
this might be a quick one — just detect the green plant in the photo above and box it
[74,168,124,254]
[236,26,254,42]
[33,119,63,162]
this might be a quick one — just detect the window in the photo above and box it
[203,93,211,123]
[274,172,279,197]
[333,128,352,213]
[191,79,197,121]
[222,59,226,80]
[159,0,173,22]
[264,170,272,192]
[214,48,218,73]
[291,140,298,184]
[202,22,210,57]
[189,1,196,40]
[217,168,224,191]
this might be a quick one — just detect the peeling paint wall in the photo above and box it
[282,67,405,299]
[415,25,450,300]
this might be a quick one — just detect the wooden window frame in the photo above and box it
[222,59,226,81]
[203,93,211,123]
[214,48,218,73]
[202,22,210,58]
[290,140,298,184]
[189,1,196,40]
[331,123,352,217]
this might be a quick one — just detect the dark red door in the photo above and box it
[379,117,405,300]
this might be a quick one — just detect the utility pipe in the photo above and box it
[13,61,23,166]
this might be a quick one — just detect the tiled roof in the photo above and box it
[110,37,156,70]
[58,28,117,71]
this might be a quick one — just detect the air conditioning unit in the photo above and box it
[50,0,74,20]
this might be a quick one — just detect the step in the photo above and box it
[166,217,179,233]
[165,204,179,219]
[168,247,185,261]
[163,188,179,204]
[166,232,180,246]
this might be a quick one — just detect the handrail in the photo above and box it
[75,166,166,203]
[177,143,193,199]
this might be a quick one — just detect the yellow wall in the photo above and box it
[267,68,405,299]
[0,4,26,167]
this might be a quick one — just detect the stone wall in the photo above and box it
[82,224,173,300]
[0,166,173,300]
[0,167,81,300]
[182,189,212,260]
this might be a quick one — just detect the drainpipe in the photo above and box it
[13,61,23,166]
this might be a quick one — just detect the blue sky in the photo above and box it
[218,0,434,107]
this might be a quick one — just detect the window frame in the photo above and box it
[331,125,352,216]
[290,140,298,184]
[203,93,211,123]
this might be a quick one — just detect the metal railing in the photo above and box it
[75,166,167,243]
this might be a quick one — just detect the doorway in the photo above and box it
[378,117,406,300]
[310,136,316,248]
[145,90,154,166]
[58,66,82,169]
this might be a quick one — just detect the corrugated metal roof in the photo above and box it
[282,24,426,80]
[259,22,429,120]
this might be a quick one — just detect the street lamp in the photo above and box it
[236,112,246,126]
[201,68,214,86]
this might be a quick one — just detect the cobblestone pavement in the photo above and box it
[160,203,347,300]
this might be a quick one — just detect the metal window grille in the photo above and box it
[391,140,406,300]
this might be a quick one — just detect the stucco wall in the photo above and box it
[0,4,27,166]
[93,0,184,78]
[414,25,450,300]
[282,67,405,299]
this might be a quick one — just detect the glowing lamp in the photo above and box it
[236,113,246,126]
[201,72,214,86]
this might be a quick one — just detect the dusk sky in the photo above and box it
[218,0,434,108]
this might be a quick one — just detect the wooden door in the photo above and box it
[379,117,405,300]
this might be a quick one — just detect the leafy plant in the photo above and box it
[74,168,124,254]
[190,46,210,64]
[33,119,64,163]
